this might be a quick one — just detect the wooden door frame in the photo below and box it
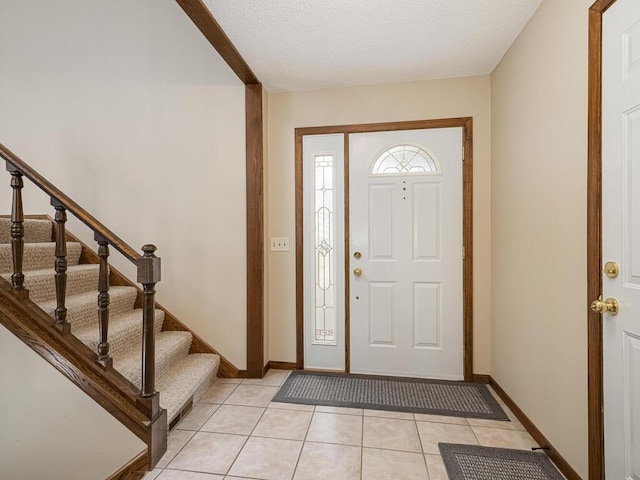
[295,117,474,381]
[587,1,618,479]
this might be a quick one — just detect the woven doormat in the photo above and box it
[272,371,509,420]
[439,443,564,480]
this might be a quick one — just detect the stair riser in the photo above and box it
[0,218,52,243]
[79,311,165,360]
[0,242,83,274]
[8,267,100,303]
[40,288,139,331]
[158,355,220,423]
[123,333,192,389]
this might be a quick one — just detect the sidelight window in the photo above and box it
[313,154,336,344]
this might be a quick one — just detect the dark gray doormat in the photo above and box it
[439,443,565,480]
[272,371,509,420]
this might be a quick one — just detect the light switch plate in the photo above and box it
[271,237,290,252]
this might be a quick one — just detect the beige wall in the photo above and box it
[267,76,492,373]
[0,325,145,480]
[491,0,591,477]
[0,0,248,369]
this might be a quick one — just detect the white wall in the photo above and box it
[491,0,591,476]
[266,76,492,373]
[0,0,247,369]
[0,325,145,480]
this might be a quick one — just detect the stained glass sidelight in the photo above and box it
[314,155,336,344]
[372,145,440,175]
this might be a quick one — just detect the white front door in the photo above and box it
[349,128,463,379]
[602,0,640,477]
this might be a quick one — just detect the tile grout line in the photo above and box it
[360,409,364,480]
[223,383,272,478]
[414,416,431,479]
[289,393,315,480]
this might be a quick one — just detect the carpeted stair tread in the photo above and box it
[0,218,52,243]
[74,308,165,360]
[1,264,99,303]
[0,241,83,274]
[157,354,220,422]
[115,330,192,389]
[37,285,138,331]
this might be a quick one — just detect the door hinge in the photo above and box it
[462,246,466,260]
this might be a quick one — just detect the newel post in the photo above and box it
[7,163,26,298]
[136,244,161,419]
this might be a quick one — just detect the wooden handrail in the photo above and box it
[0,142,140,262]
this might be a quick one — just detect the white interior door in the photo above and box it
[603,1,640,478]
[303,134,346,370]
[349,128,463,380]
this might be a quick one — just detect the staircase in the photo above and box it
[0,217,220,423]
[0,142,227,475]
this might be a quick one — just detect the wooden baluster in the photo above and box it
[52,202,70,334]
[7,166,26,298]
[136,244,161,419]
[96,237,112,368]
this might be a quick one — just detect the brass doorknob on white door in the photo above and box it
[591,296,619,315]
[353,267,363,277]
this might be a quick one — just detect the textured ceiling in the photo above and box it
[204,0,542,92]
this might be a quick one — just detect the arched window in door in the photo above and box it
[371,144,441,175]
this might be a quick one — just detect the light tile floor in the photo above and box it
[144,370,543,480]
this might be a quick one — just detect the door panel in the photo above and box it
[369,185,395,259]
[369,282,396,346]
[350,128,463,379]
[602,0,640,477]
[625,107,640,286]
[413,184,440,260]
[623,332,640,477]
[413,282,441,348]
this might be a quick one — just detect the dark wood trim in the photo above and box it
[472,374,490,384]
[106,450,148,480]
[295,131,304,370]
[489,377,581,480]
[462,118,473,382]
[294,118,474,379]
[294,118,473,136]
[173,0,259,85]
[245,84,265,378]
[587,1,617,479]
[266,361,298,370]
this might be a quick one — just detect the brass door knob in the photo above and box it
[590,296,619,315]
[353,267,363,277]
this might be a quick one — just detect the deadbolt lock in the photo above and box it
[353,251,362,259]
[604,261,619,279]
[590,295,619,316]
